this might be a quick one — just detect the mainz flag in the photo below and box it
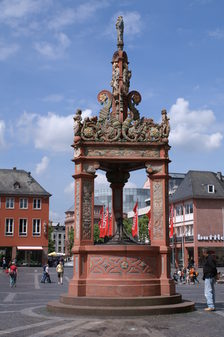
[147,208,151,239]
[104,207,109,237]
[108,213,112,236]
[132,201,138,237]
[99,206,105,238]
[169,204,174,238]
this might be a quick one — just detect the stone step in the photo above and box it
[60,294,182,307]
[47,300,195,316]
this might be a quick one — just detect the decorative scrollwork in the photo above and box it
[97,90,112,122]
[128,91,141,120]
[81,116,98,141]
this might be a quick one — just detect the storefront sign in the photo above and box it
[197,234,224,241]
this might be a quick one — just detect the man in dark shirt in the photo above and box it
[202,249,217,311]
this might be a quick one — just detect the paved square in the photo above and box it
[0,267,224,336]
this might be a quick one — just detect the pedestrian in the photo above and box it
[8,261,17,288]
[41,263,51,283]
[202,249,217,311]
[45,264,51,283]
[193,270,199,285]
[2,257,7,270]
[56,261,64,285]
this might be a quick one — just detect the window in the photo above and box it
[33,198,41,209]
[175,205,183,216]
[6,198,14,209]
[58,247,61,252]
[19,219,27,236]
[33,219,41,236]
[185,203,193,214]
[5,219,14,236]
[208,185,215,193]
[58,234,61,239]
[20,198,28,209]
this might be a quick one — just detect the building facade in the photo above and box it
[95,187,150,214]
[170,171,224,267]
[51,222,66,254]
[0,168,51,266]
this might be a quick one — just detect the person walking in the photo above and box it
[41,263,51,283]
[56,261,64,285]
[8,261,17,288]
[202,249,217,311]
[2,257,7,270]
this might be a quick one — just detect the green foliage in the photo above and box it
[139,215,150,243]
[123,218,132,235]
[68,227,74,255]
[48,225,55,253]
[94,224,104,243]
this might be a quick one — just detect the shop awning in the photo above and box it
[17,246,43,250]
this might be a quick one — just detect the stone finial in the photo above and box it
[116,16,124,50]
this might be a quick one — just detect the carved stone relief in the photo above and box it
[89,255,157,277]
[81,180,93,240]
[84,147,160,158]
[152,180,164,240]
[75,181,80,240]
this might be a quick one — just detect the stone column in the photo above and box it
[146,162,175,295]
[106,170,130,234]
[69,161,98,296]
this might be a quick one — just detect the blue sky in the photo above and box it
[0,0,224,222]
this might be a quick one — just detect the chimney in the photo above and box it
[13,167,16,170]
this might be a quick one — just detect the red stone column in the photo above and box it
[106,170,130,234]
[146,161,175,295]
[69,162,96,296]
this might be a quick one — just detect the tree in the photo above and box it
[123,218,132,235]
[68,227,74,256]
[94,224,104,243]
[48,225,55,253]
[138,215,150,243]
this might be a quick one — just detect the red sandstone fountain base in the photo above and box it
[47,245,194,315]
[47,294,194,316]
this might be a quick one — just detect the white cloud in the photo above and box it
[17,109,92,152]
[208,29,224,40]
[0,41,19,60]
[0,0,42,20]
[35,156,49,175]
[124,181,137,188]
[43,94,64,102]
[169,98,223,150]
[34,33,70,59]
[95,172,109,188]
[35,112,74,151]
[48,0,109,30]
[64,182,74,195]
[0,120,6,149]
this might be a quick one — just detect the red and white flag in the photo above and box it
[108,213,112,236]
[99,206,105,238]
[104,207,109,237]
[169,204,174,238]
[132,201,138,237]
[147,208,151,239]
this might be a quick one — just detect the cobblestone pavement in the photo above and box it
[1,267,224,337]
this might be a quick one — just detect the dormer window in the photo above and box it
[14,182,20,189]
[208,184,215,193]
